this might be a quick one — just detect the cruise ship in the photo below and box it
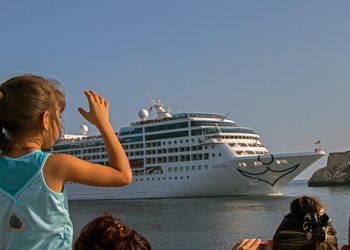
[53,97,325,200]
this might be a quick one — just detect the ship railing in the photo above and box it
[198,136,225,145]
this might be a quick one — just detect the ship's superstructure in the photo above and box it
[53,97,324,200]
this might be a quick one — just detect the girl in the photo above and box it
[272,196,338,250]
[74,213,151,250]
[0,74,132,249]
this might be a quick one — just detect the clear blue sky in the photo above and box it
[1,1,350,179]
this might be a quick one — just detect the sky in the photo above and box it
[1,1,350,179]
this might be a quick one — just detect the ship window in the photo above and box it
[239,162,247,167]
[169,141,171,145]
[204,153,209,160]
[212,154,215,157]
[191,166,196,170]
[174,141,177,144]
[186,139,189,143]
[187,176,189,179]
[204,146,207,149]
[180,166,184,171]
[175,177,177,180]
[198,166,202,170]
[218,153,222,157]
[186,166,190,171]
[204,165,208,170]
[163,177,166,180]
[180,140,183,143]
[254,161,263,166]
[180,176,183,179]
[174,167,178,172]
[169,177,171,180]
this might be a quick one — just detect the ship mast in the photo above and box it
[148,95,172,120]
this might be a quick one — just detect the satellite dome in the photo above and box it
[138,109,149,121]
[80,124,89,135]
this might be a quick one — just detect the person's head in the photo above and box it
[0,74,65,153]
[74,214,151,250]
[272,196,337,250]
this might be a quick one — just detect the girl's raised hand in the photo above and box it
[78,90,110,127]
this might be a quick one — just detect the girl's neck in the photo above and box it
[7,140,42,158]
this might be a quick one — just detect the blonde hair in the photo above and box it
[0,74,65,153]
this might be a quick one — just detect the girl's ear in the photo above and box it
[41,111,50,131]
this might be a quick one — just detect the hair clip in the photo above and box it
[114,220,124,231]
[303,213,313,240]
[2,127,11,140]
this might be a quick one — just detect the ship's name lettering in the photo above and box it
[212,164,228,169]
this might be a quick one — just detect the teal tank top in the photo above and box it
[0,150,73,249]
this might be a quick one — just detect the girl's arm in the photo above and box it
[44,90,131,192]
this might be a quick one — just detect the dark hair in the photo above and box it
[74,214,151,250]
[272,196,338,250]
[0,74,65,153]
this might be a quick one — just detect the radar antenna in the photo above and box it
[147,94,172,120]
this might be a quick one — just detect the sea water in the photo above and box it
[69,180,350,250]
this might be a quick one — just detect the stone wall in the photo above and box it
[308,151,350,186]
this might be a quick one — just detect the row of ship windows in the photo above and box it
[119,120,237,136]
[123,139,197,149]
[133,164,209,176]
[126,145,211,157]
[127,150,267,158]
[57,150,108,160]
[134,176,190,181]
[122,135,260,149]
[236,151,268,156]
[238,159,289,168]
[57,148,106,155]
[228,143,264,148]
[143,153,219,164]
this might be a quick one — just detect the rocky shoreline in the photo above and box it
[308,151,350,187]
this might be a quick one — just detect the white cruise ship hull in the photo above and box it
[66,151,324,200]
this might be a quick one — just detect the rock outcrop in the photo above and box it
[308,151,350,186]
